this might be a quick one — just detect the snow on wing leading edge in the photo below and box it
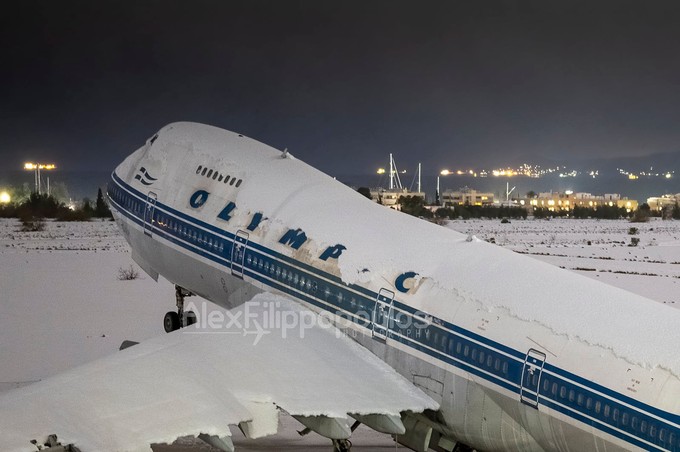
[0,293,437,452]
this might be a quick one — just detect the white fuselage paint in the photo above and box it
[109,123,680,452]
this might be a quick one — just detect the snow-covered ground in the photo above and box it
[2,217,679,450]
[446,217,680,307]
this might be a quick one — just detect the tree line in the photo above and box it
[0,188,112,222]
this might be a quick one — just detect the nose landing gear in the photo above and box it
[164,285,196,333]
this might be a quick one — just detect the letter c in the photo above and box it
[395,271,418,294]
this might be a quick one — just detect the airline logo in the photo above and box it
[134,167,157,186]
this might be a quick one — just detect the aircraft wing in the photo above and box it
[0,293,437,451]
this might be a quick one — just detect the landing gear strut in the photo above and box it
[332,439,352,452]
[164,285,196,333]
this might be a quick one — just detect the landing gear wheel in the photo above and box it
[332,439,352,452]
[164,311,180,333]
[185,310,197,326]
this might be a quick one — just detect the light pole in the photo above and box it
[24,163,56,195]
[438,170,452,206]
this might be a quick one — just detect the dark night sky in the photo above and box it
[2,0,680,178]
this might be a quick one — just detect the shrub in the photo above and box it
[629,237,640,247]
[628,227,639,235]
[630,211,650,223]
[117,265,139,281]
[55,208,91,221]
[20,216,45,232]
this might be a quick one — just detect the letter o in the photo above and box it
[190,190,210,208]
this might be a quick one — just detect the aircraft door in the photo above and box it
[231,230,249,279]
[372,288,395,341]
[520,348,546,408]
[143,192,157,237]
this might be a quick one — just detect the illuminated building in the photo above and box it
[441,188,494,206]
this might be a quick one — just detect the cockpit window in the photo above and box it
[148,134,158,145]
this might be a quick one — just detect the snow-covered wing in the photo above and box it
[0,294,436,451]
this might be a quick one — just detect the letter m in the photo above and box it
[278,228,307,250]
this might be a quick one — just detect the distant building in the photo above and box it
[647,194,680,212]
[525,192,637,212]
[441,187,494,206]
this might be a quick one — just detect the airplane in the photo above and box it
[2,122,680,452]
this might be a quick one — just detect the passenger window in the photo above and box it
[212,172,218,180]
[236,179,243,187]
[196,165,202,174]
[595,401,601,414]
[471,349,478,361]
[612,409,619,422]
[650,425,656,438]
[224,176,230,184]
[478,351,485,364]
[641,421,647,434]
[494,358,500,371]
[604,405,610,417]
[201,168,208,176]
[463,345,469,357]
[207,169,213,178]
[560,387,567,399]
[502,362,508,375]
[456,342,462,354]
[568,390,575,402]
[631,417,639,429]
[586,398,593,410]
[551,383,558,396]
[622,412,629,425]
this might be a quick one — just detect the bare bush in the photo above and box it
[20,216,45,232]
[117,265,139,281]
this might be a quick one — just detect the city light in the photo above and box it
[440,169,451,176]
[23,162,57,194]
[24,163,56,170]
[0,191,10,204]
[376,168,386,175]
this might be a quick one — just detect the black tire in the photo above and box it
[185,310,197,326]
[164,311,180,333]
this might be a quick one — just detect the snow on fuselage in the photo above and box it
[109,122,680,451]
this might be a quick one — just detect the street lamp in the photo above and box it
[24,163,57,195]
[0,191,10,204]
[437,169,452,206]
